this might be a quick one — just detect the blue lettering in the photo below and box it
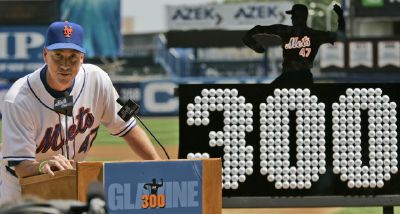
[173,181,187,208]
[188,181,199,207]
[107,183,124,210]
[135,183,145,209]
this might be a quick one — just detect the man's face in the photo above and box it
[43,48,84,91]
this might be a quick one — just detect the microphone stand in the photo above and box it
[135,116,170,160]
[117,98,170,159]
[64,112,69,160]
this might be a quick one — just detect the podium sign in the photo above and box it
[104,160,217,214]
[20,160,221,213]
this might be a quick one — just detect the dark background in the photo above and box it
[179,83,400,200]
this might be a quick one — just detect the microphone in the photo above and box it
[87,182,107,214]
[54,93,73,116]
[54,92,74,159]
[117,98,170,159]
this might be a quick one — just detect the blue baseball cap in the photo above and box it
[45,21,86,53]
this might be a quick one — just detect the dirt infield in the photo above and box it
[88,144,340,214]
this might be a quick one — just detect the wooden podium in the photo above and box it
[20,159,221,214]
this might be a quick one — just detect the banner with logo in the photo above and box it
[349,41,373,68]
[378,41,400,68]
[320,42,345,69]
[167,1,292,31]
[104,161,203,214]
[0,26,46,79]
[60,0,121,58]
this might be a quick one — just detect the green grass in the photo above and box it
[95,116,179,146]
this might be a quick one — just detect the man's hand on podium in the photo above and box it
[14,154,75,178]
[38,154,75,176]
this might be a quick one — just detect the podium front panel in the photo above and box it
[104,160,217,214]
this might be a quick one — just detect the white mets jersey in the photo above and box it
[0,64,136,204]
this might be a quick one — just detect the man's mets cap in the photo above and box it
[45,21,85,53]
[285,4,308,17]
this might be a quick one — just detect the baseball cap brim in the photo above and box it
[285,10,293,14]
[46,43,86,53]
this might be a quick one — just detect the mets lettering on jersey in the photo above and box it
[104,161,203,214]
[36,107,98,154]
[284,36,311,49]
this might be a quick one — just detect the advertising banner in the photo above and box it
[167,1,292,31]
[60,0,121,58]
[320,42,345,69]
[0,26,46,80]
[349,41,373,68]
[378,41,400,68]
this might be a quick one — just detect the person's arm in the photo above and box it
[242,24,284,53]
[122,125,161,160]
[14,154,74,178]
[333,4,346,41]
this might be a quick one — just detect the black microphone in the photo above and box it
[87,182,107,214]
[117,98,170,159]
[54,92,74,159]
[54,93,74,116]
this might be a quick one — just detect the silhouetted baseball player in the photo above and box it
[242,4,345,87]
[143,178,164,195]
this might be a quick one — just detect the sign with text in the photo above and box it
[0,26,46,80]
[378,41,400,68]
[320,42,345,69]
[178,84,400,207]
[104,161,203,214]
[349,41,373,68]
[167,1,292,31]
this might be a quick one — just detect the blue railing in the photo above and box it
[154,35,194,77]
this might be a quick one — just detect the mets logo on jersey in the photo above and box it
[63,21,73,38]
[36,107,99,154]
[285,36,312,58]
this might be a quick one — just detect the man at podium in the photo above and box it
[0,21,161,205]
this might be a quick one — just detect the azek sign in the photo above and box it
[166,2,292,31]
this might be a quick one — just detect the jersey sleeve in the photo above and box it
[243,24,287,53]
[1,101,36,164]
[315,30,337,45]
[99,72,136,137]
[256,24,287,37]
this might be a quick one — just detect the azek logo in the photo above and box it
[107,180,199,211]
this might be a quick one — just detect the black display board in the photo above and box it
[178,84,400,207]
